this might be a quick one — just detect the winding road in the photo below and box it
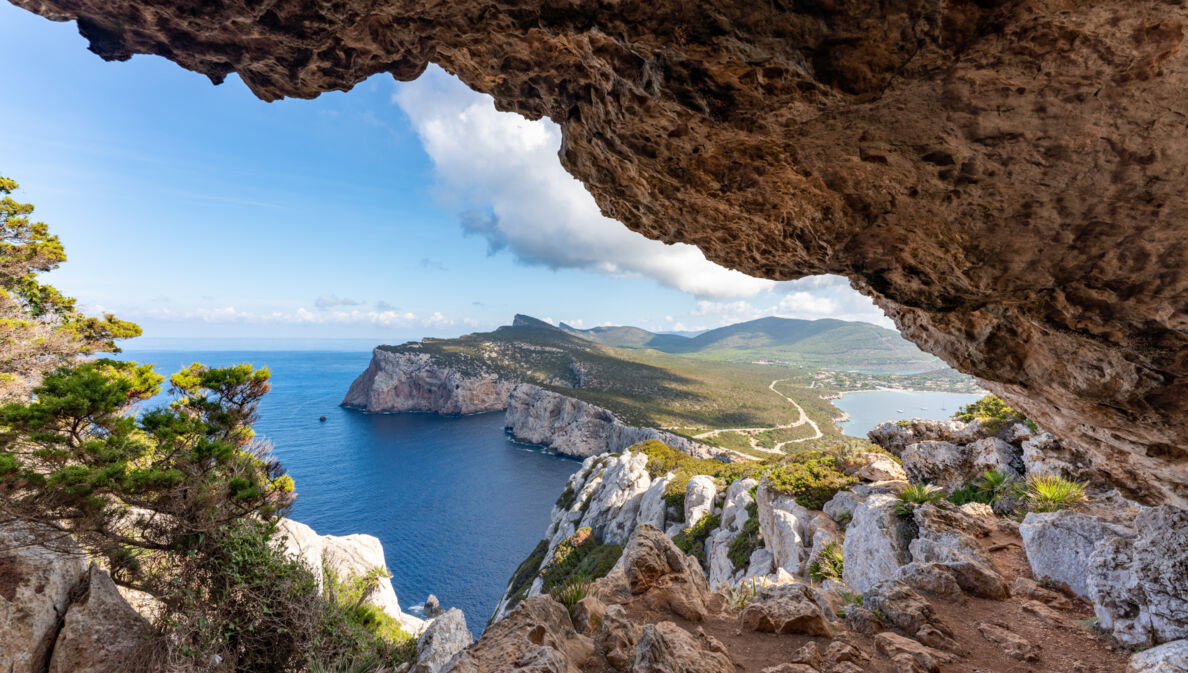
[692,378,822,454]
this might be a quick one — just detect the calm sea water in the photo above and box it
[833,389,985,438]
[118,350,580,634]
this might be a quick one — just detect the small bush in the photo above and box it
[835,510,852,529]
[539,528,622,594]
[555,483,578,510]
[895,483,945,517]
[808,541,844,582]
[1018,474,1087,512]
[952,394,1032,434]
[673,513,721,565]
[726,578,759,609]
[763,453,856,510]
[549,579,590,614]
[895,419,911,428]
[727,502,763,570]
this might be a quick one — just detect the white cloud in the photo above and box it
[393,67,775,299]
[132,305,455,328]
[314,295,363,309]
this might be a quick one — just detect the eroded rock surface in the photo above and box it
[12,0,1188,504]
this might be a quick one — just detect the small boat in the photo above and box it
[896,409,904,413]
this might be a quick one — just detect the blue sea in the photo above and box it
[833,389,985,438]
[118,349,580,634]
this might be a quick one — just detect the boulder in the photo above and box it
[633,621,733,673]
[720,478,758,532]
[841,494,910,593]
[47,565,150,673]
[412,608,473,673]
[575,452,653,546]
[1128,640,1188,673]
[1020,510,1133,598]
[637,475,671,531]
[755,483,811,575]
[1021,432,1086,480]
[976,622,1039,662]
[893,563,963,601]
[863,581,943,636]
[874,632,956,673]
[1087,506,1188,646]
[623,524,712,622]
[424,594,444,618]
[596,604,640,671]
[0,523,89,673]
[823,490,862,524]
[901,441,968,490]
[571,596,606,635]
[739,583,832,637]
[741,549,775,583]
[705,528,740,591]
[444,596,592,673]
[1012,577,1073,610]
[683,475,718,527]
[868,419,969,456]
[908,538,1008,599]
[855,454,908,483]
[967,437,1022,477]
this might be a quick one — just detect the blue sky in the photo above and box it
[0,3,892,345]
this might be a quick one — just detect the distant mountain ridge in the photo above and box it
[536,314,940,370]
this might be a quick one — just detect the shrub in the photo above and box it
[549,579,591,614]
[555,483,578,510]
[727,502,763,570]
[808,541,844,582]
[895,419,911,428]
[1018,474,1087,512]
[539,528,622,594]
[952,394,1032,434]
[726,578,759,609]
[895,483,945,517]
[673,513,721,564]
[635,440,772,522]
[948,469,1015,509]
[763,453,856,510]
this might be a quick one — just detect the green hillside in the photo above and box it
[556,315,940,370]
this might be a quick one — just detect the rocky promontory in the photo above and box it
[343,346,721,459]
[342,347,515,415]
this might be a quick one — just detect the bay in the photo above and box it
[833,389,985,438]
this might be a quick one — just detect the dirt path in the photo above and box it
[692,379,823,454]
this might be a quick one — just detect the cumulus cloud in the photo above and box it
[677,274,892,330]
[315,295,363,309]
[393,67,775,299]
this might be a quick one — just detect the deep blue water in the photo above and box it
[118,350,580,633]
[834,389,985,438]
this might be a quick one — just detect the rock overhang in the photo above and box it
[8,0,1186,503]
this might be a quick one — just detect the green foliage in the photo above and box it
[895,419,911,428]
[555,483,578,510]
[727,502,763,570]
[702,430,753,452]
[953,394,1032,434]
[673,513,721,564]
[895,483,945,517]
[948,470,1014,509]
[548,579,591,615]
[0,359,293,589]
[840,590,863,606]
[762,452,856,510]
[0,176,140,400]
[835,510,853,528]
[500,539,549,617]
[636,440,771,521]
[808,541,844,582]
[726,578,759,609]
[317,565,417,667]
[539,528,622,596]
[1018,474,1087,512]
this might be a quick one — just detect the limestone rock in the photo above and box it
[823,490,862,524]
[570,596,606,636]
[632,621,733,673]
[424,594,444,619]
[863,581,943,636]
[1020,510,1133,598]
[705,528,740,591]
[893,563,963,601]
[868,420,970,456]
[739,583,832,637]
[842,493,910,593]
[760,665,817,673]
[967,437,1022,477]
[854,454,908,483]
[412,608,473,673]
[1021,432,1088,480]
[1128,640,1188,673]
[574,452,653,545]
[343,348,514,414]
[505,384,716,458]
[445,596,591,673]
[1087,506,1188,646]
[0,523,88,673]
[623,524,712,622]
[874,632,956,673]
[901,441,968,490]
[755,483,810,575]
[977,622,1039,662]
[1012,577,1073,610]
[720,478,758,532]
[596,604,640,671]
[683,475,718,526]
[48,565,149,673]
[637,475,671,532]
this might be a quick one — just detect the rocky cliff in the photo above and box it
[342,347,516,415]
[504,383,716,459]
[343,347,722,459]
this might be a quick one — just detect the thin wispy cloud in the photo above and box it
[315,295,364,309]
